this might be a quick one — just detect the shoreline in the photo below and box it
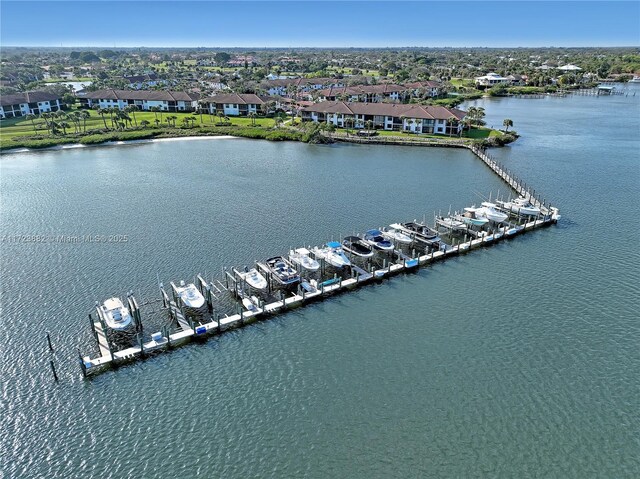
[0,134,240,155]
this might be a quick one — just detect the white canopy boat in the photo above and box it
[497,197,541,216]
[456,207,490,226]
[100,297,133,331]
[312,241,351,268]
[381,227,413,244]
[175,280,206,309]
[237,267,268,290]
[289,247,320,271]
[477,202,509,223]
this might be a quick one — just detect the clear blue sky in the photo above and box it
[1,1,639,48]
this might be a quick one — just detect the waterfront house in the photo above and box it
[474,72,510,88]
[78,89,199,112]
[301,101,466,135]
[0,91,63,119]
[201,93,265,116]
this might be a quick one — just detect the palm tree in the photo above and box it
[154,119,161,127]
[447,116,458,137]
[503,118,513,132]
[59,121,70,135]
[125,105,138,126]
[181,117,190,127]
[150,106,160,121]
[25,114,38,134]
[248,111,257,126]
[79,110,90,132]
[365,119,373,131]
[140,120,150,128]
[94,106,109,129]
[40,112,53,134]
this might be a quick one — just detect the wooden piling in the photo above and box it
[50,360,58,381]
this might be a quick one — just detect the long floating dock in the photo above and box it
[75,143,561,378]
[79,214,558,377]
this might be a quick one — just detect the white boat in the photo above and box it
[237,267,268,290]
[381,227,413,244]
[265,256,300,285]
[629,75,640,83]
[175,280,206,309]
[476,202,509,223]
[435,216,467,231]
[312,241,351,268]
[456,207,490,226]
[289,247,320,271]
[242,295,260,312]
[363,230,394,251]
[497,197,541,216]
[100,297,132,331]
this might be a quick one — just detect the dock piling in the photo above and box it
[50,360,59,382]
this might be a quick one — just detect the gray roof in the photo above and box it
[1,91,61,107]
[302,101,466,120]
[202,93,265,105]
[82,89,199,101]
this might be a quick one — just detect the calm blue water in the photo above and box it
[1,88,639,478]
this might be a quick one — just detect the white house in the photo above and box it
[0,91,63,119]
[558,64,582,72]
[202,93,265,116]
[78,89,199,111]
[475,72,510,87]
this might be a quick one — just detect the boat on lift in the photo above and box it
[312,241,351,268]
[456,207,490,226]
[264,256,300,285]
[381,227,413,244]
[477,202,509,223]
[99,297,133,331]
[342,236,374,257]
[174,280,206,309]
[390,221,441,246]
[237,267,268,290]
[288,247,320,271]
[242,295,261,312]
[497,197,541,216]
[363,229,395,251]
[435,216,467,232]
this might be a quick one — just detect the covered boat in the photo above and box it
[342,236,374,257]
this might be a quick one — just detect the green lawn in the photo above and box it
[462,127,503,139]
[0,109,277,149]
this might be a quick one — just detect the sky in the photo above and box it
[1,1,639,48]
